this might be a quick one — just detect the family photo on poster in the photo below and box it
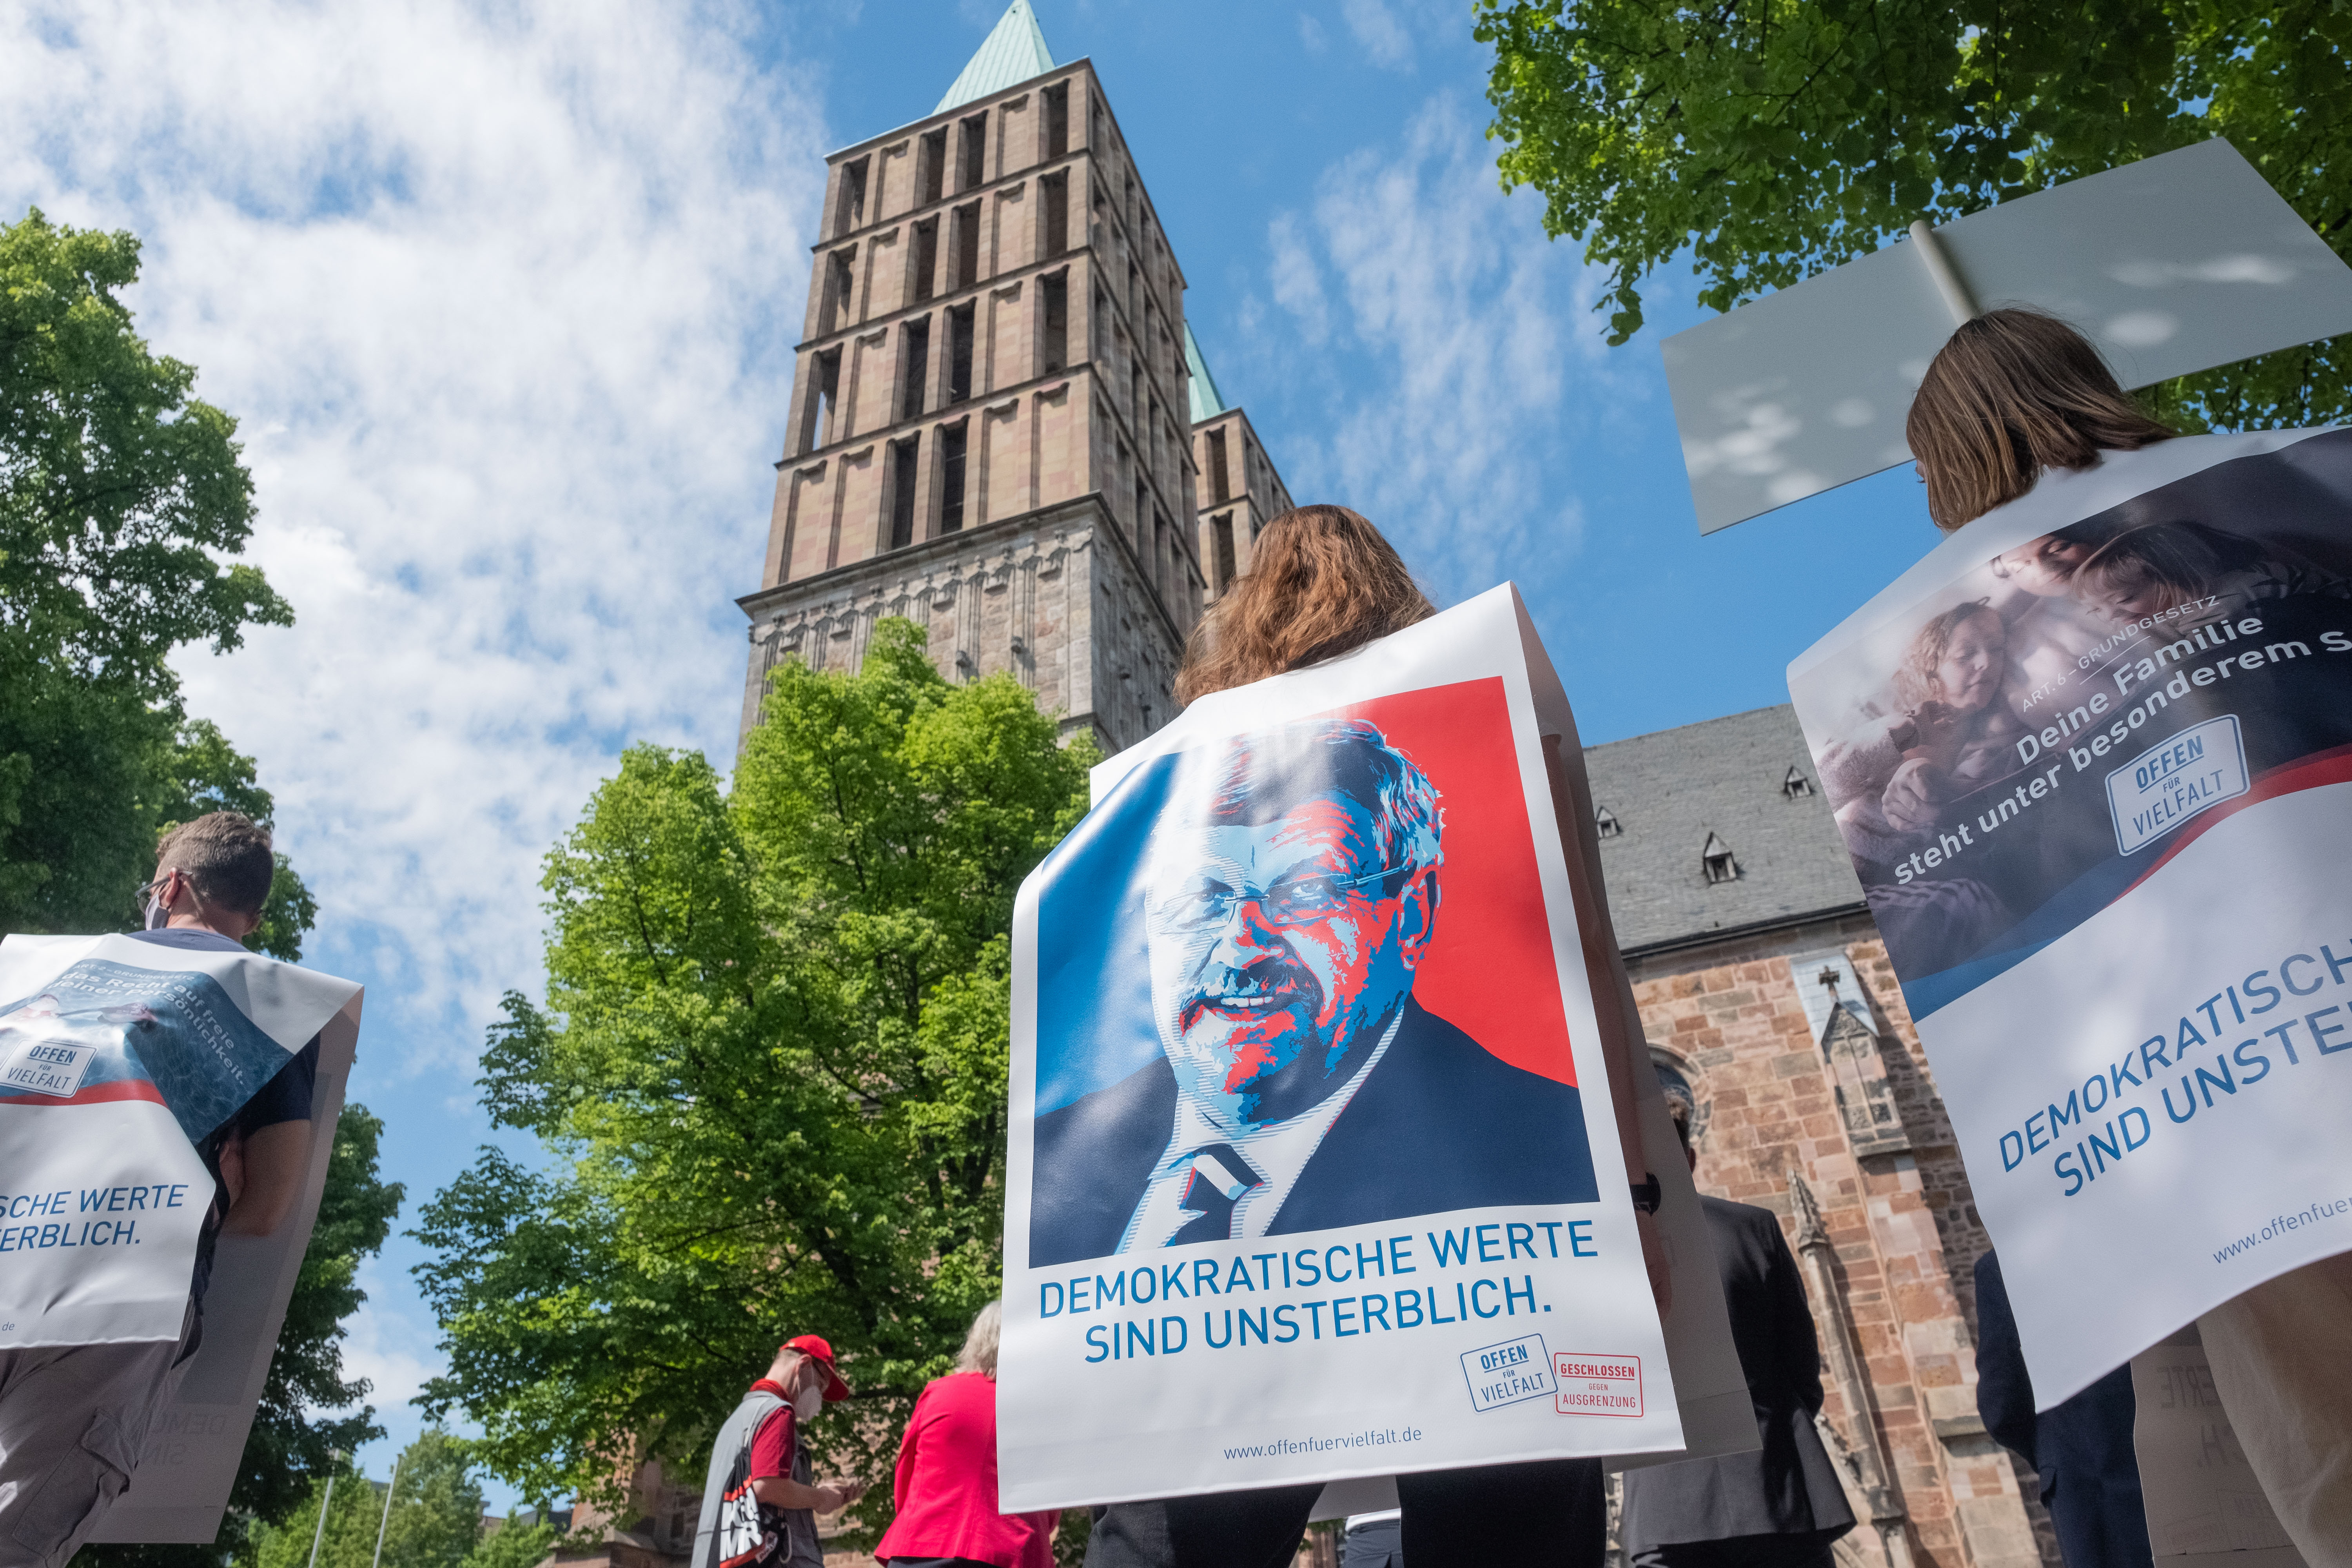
[1790,428,2352,1404]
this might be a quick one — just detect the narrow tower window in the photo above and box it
[1045,81,1070,159]
[1212,512,1236,589]
[900,317,930,419]
[954,203,980,291]
[920,129,947,205]
[911,218,938,303]
[1206,428,1230,503]
[1042,172,1069,260]
[889,437,919,550]
[958,114,987,191]
[837,158,869,236]
[940,423,968,533]
[824,250,855,334]
[1040,273,1068,373]
[947,304,975,403]
[803,348,840,453]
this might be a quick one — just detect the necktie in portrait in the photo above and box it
[1168,1144,1263,1244]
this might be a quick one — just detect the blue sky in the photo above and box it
[2,0,1940,1504]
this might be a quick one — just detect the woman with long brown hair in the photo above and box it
[1083,505,1664,1568]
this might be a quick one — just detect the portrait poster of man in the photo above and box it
[1788,427,2352,1406]
[997,586,1723,1511]
[0,934,361,1541]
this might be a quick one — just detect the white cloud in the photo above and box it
[1267,211,1330,345]
[1,4,823,1477]
[1297,13,1330,53]
[341,1271,443,1419]
[0,0,827,1053]
[1266,96,1622,595]
[1340,0,1414,69]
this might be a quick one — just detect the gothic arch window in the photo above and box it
[1701,831,1738,884]
[1594,805,1622,838]
[1782,766,1813,799]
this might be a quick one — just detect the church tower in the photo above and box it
[736,0,1290,753]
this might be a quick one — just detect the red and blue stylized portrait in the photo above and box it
[1027,678,1599,1269]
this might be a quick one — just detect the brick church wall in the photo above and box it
[1632,921,2054,1568]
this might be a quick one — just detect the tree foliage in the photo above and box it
[415,621,1095,1537]
[76,1105,404,1568]
[2,209,289,695]
[246,1432,486,1568]
[1,207,313,952]
[1476,0,2352,426]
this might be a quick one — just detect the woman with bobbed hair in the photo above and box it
[873,1301,1059,1568]
[1904,310,2352,1565]
[1085,505,1663,1568]
[1903,307,2177,533]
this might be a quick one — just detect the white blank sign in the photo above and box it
[1661,138,2352,534]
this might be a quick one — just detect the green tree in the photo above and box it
[375,1432,488,1568]
[2,207,312,948]
[456,1517,554,1568]
[243,1430,483,1568]
[2,209,288,695]
[414,621,1094,1539]
[1475,0,2352,427]
[75,1105,405,1568]
[247,1457,380,1568]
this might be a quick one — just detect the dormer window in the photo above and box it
[1782,766,1813,799]
[1701,831,1739,884]
[1595,806,1622,839]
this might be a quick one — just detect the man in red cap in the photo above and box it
[693,1334,867,1568]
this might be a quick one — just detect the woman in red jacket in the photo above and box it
[875,1301,1059,1568]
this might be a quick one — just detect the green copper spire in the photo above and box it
[936,0,1056,114]
[1185,323,1227,424]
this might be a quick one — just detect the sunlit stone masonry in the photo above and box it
[735,0,1289,755]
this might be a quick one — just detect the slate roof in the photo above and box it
[1583,703,1866,953]
[936,0,1056,115]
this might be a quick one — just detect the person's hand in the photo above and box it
[217,1127,247,1209]
[1894,700,1965,760]
[820,1480,869,1512]
[1882,758,1950,832]
[1636,1209,1673,1318]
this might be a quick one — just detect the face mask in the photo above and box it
[793,1379,822,1421]
[144,894,169,931]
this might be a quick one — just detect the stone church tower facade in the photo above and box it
[735,0,1289,754]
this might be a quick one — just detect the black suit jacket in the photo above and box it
[1617,1197,1855,1555]
[1974,1251,2152,1568]
[1027,997,1597,1268]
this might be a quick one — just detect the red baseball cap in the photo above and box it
[785,1334,851,1401]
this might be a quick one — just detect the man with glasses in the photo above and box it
[1030,719,1596,1267]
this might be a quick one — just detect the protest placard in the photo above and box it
[0,933,361,1541]
[1787,427,2352,1406]
[997,585,1749,1510]
[2130,1329,2305,1564]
